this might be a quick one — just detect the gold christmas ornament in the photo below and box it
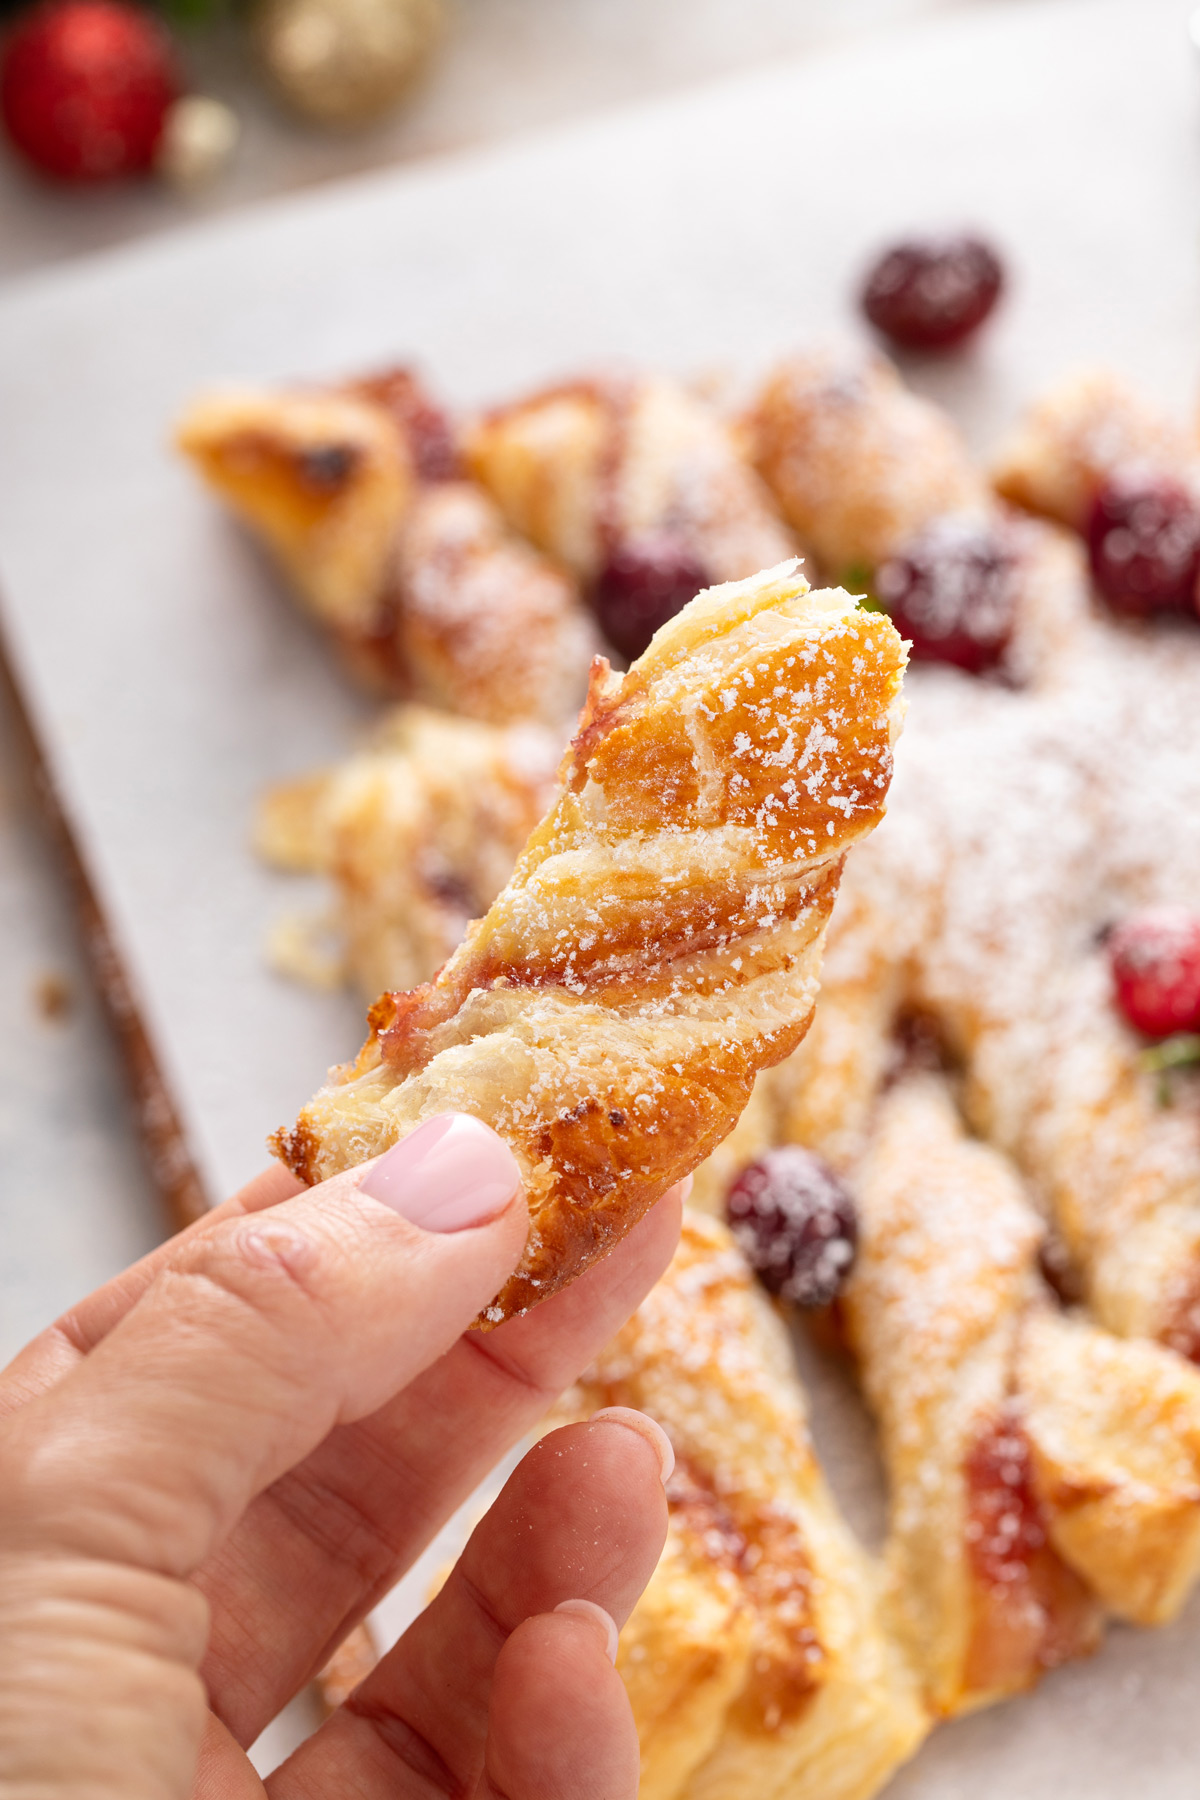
[256,0,445,128]
[156,95,240,189]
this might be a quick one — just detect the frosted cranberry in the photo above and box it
[874,517,1016,673]
[1108,908,1200,1038]
[593,533,708,662]
[725,1147,857,1308]
[861,236,1004,351]
[1086,477,1200,616]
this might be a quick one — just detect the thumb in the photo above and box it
[0,1114,526,1582]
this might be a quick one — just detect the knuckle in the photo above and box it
[173,1214,342,1339]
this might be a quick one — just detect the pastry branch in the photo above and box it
[272,562,906,1324]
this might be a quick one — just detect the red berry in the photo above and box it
[593,532,708,662]
[874,516,1016,674]
[1086,476,1200,617]
[1,0,178,182]
[1108,908,1200,1038]
[725,1147,857,1308]
[861,235,1004,351]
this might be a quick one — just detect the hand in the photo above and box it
[0,1113,683,1800]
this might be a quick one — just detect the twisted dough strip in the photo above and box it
[465,374,797,590]
[843,1072,1200,1717]
[177,371,595,726]
[991,367,1200,530]
[273,563,906,1323]
[743,343,1089,685]
[558,1212,927,1800]
[257,705,559,998]
[844,1073,1101,1717]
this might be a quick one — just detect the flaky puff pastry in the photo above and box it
[272,564,907,1324]
[177,378,594,726]
[843,1073,1102,1716]
[843,1073,1200,1713]
[256,706,559,998]
[991,368,1200,530]
[744,344,979,578]
[465,375,797,592]
[557,1212,927,1800]
[743,344,1089,684]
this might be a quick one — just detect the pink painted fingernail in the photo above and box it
[590,1406,675,1484]
[360,1114,520,1232]
[554,1598,619,1663]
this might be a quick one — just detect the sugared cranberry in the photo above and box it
[725,1147,857,1308]
[1086,476,1200,616]
[874,516,1017,674]
[861,235,1004,351]
[593,532,708,662]
[1108,908,1200,1038]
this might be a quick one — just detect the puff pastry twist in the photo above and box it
[273,563,906,1324]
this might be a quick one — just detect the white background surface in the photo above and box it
[4,0,1200,1788]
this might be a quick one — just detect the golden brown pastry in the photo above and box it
[841,1071,1200,1712]
[991,368,1198,529]
[1019,1307,1200,1627]
[686,1070,779,1215]
[743,343,1089,684]
[272,564,907,1324]
[177,374,595,726]
[560,1211,928,1800]
[257,705,559,997]
[464,375,797,638]
[842,1073,1103,1717]
[744,344,980,579]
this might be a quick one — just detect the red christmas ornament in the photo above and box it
[1,0,179,181]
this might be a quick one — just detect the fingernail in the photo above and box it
[360,1114,520,1232]
[679,1174,694,1204]
[554,1598,619,1663]
[590,1406,675,1484]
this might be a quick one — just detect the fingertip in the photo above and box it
[553,1597,619,1663]
[484,1609,640,1800]
[588,1407,675,1484]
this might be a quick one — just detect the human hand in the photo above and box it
[0,1113,684,1800]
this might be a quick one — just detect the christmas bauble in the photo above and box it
[156,92,238,188]
[0,0,179,180]
[256,0,443,128]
